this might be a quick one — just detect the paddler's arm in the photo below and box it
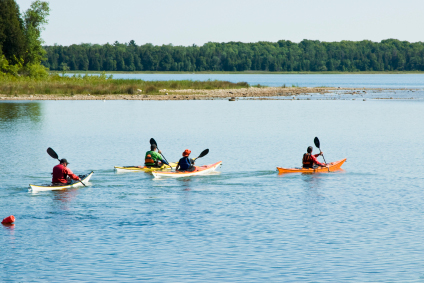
[154,151,169,166]
[311,155,326,167]
[65,167,81,181]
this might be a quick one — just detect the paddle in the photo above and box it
[47,147,86,187]
[150,138,171,167]
[193,149,209,161]
[314,137,329,170]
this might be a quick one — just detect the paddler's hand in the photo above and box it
[320,152,324,156]
[158,150,162,154]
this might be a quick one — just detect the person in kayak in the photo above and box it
[144,144,169,168]
[176,149,196,172]
[52,159,81,184]
[303,146,327,168]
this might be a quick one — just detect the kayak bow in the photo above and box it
[152,161,222,178]
[29,171,94,192]
[277,158,346,174]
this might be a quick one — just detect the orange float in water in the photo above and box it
[2,215,15,224]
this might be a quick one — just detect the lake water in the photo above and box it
[1,78,424,281]
[76,73,424,88]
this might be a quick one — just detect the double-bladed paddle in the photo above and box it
[150,138,171,167]
[193,149,209,161]
[47,147,86,187]
[314,137,329,171]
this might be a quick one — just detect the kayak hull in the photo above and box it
[277,158,346,174]
[114,162,177,173]
[152,161,222,178]
[29,171,94,192]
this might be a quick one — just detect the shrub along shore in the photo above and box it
[0,73,249,96]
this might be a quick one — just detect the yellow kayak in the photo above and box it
[114,162,178,173]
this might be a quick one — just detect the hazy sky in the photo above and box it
[15,0,424,46]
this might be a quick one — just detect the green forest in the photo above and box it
[2,0,424,78]
[0,0,49,77]
[43,39,424,72]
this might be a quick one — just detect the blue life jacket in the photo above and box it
[178,157,192,171]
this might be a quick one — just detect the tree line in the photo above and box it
[42,39,424,72]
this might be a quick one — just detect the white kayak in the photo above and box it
[29,171,94,192]
[152,161,222,178]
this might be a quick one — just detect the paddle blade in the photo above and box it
[314,137,320,149]
[150,138,157,146]
[197,149,209,159]
[47,147,59,160]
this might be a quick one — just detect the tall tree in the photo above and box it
[0,0,25,64]
[23,0,50,65]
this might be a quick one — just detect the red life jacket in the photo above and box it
[303,153,314,168]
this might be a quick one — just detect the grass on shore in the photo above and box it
[0,73,249,96]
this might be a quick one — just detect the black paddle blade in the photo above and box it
[150,138,157,146]
[197,149,209,159]
[314,137,320,148]
[47,147,59,160]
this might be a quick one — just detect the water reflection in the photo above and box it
[0,102,42,124]
[179,178,193,191]
[52,189,80,210]
[301,173,323,189]
[1,223,15,230]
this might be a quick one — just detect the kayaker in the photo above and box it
[144,144,169,168]
[302,146,327,168]
[176,149,196,172]
[52,159,81,184]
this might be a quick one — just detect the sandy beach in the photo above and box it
[0,87,401,101]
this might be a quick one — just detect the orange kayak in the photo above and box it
[277,158,346,174]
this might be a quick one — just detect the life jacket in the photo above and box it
[178,157,192,171]
[302,153,314,168]
[145,154,155,165]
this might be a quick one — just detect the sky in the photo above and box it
[15,0,424,46]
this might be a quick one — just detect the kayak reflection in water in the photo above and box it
[176,149,196,172]
[143,144,169,168]
[52,158,81,185]
[302,146,329,169]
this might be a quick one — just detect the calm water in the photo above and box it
[1,93,424,281]
[74,73,424,88]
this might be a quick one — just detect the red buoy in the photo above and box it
[1,215,15,224]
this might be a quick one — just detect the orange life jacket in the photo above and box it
[303,153,314,168]
[145,154,155,165]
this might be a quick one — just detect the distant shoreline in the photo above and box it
[0,87,417,101]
